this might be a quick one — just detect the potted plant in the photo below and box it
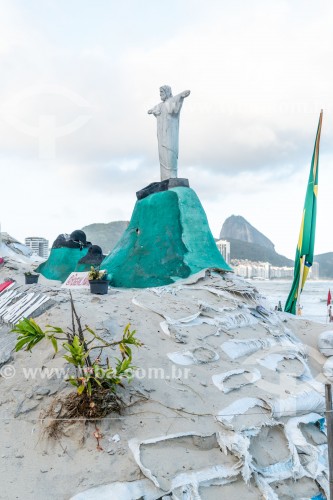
[24,271,39,284]
[88,266,109,295]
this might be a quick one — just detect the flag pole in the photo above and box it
[295,256,305,315]
[325,384,333,499]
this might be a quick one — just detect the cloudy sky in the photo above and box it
[1,0,332,259]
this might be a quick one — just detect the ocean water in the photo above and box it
[248,279,333,325]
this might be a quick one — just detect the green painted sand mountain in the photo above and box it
[102,187,231,288]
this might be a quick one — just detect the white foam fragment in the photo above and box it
[212,368,261,393]
[70,479,164,500]
[318,331,333,357]
[217,398,272,429]
[323,356,333,381]
[221,338,276,360]
[128,432,241,492]
[167,348,219,366]
[271,391,325,419]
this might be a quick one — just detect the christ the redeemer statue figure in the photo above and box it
[148,85,190,181]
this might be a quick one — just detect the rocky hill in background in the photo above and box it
[220,215,275,251]
[81,221,129,255]
[219,215,293,267]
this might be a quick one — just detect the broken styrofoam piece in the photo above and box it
[257,351,306,371]
[253,473,280,500]
[315,474,329,500]
[284,412,325,448]
[271,391,325,419]
[221,334,305,361]
[0,287,51,325]
[213,310,258,331]
[216,398,273,430]
[198,300,235,315]
[128,432,241,492]
[212,368,261,394]
[194,285,235,303]
[265,476,325,500]
[284,413,327,479]
[323,357,333,382]
[197,476,263,500]
[132,296,201,325]
[318,331,333,357]
[257,350,314,384]
[171,482,202,500]
[69,478,164,500]
[0,289,21,315]
[221,337,279,360]
[216,430,252,482]
[175,269,208,286]
[249,423,303,482]
[254,472,323,500]
[160,320,171,336]
[167,347,219,366]
[252,457,295,481]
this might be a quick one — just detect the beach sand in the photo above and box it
[0,260,329,499]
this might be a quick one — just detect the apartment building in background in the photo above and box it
[25,237,49,259]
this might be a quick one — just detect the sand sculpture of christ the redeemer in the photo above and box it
[148,85,190,181]
[100,85,231,288]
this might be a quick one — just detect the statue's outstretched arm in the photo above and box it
[180,90,191,98]
[148,105,161,116]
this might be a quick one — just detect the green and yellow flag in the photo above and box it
[285,110,323,315]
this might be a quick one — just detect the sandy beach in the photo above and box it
[0,257,330,499]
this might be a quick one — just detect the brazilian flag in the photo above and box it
[285,111,323,315]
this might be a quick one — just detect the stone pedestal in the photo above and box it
[136,178,190,200]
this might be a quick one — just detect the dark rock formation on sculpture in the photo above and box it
[75,245,105,272]
[36,230,95,282]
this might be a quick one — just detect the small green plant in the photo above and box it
[24,271,39,276]
[11,295,142,400]
[88,266,107,281]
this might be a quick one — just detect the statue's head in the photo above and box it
[160,85,172,101]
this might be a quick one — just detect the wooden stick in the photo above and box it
[325,384,333,499]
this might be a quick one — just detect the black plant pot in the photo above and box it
[25,274,39,284]
[89,280,109,295]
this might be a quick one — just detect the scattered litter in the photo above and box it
[217,398,273,431]
[271,391,325,419]
[212,368,261,393]
[129,432,241,492]
[318,331,333,357]
[323,357,333,381]
[167,348,219,366]
[70,478,164,500]
[0,286,51,325]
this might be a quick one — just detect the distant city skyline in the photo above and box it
[1,0,333,259]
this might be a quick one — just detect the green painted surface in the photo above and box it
[102,187,231,288]
[36,247,89,282]
[75,261,92,273]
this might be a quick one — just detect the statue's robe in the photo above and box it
[150,94,185,181]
